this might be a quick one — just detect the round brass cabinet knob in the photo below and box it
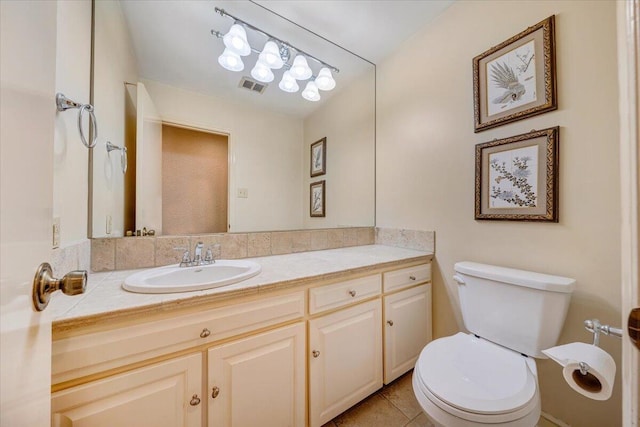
[312,350,320,358]
[409,275,416,281]
[387,320,394,326]
[190,394,201,406]
[200,328,211,338]
[348,290,356,297]
[211,386,220,399]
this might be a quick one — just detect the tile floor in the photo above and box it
[321,369,557,427]
[322,370,434,427]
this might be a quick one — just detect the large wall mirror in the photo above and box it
[90,0,375,238]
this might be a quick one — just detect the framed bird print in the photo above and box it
[473,16,557,132]
[310,137,326,177]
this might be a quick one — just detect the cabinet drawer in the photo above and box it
[383,263,431,292]
[53,291,305,385]
[309,274,381,315]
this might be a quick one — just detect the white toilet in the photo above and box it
[413,262,575,427]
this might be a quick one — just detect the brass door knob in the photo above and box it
[629,308,640,350]
[32,262,87,311]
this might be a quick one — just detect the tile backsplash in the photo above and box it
[91,227,375,272]
[375,228,435,253]
[51,239,91,273]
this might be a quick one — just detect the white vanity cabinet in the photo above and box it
[51,353,203,427]
[51,291,305,427]
[308,276,383,427]
[382,263,432,384]
[51,257,432,427]
[207,322,306,427]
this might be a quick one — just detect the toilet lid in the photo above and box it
[416,332,537,415]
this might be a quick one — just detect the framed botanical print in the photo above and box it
[310,180,325,217]
[473,16,557,132]
[310,137,326,177]
[475,127,559,222]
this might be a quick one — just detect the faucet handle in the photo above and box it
[204,247,214,264]
[174,247,191,267]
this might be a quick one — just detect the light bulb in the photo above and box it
[289,55,312,80]
[315,67,336,91]
[218,48,244,72]
[302,81,321,102]
[222,23,250,56]
[251,60,274,83]
[278,70,299,93]
[259,41,284,69]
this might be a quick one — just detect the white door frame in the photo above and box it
[618,1,639,426]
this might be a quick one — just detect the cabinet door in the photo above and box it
[384,284,432,384]
[51,353,203,427]
[309,299,382,427]
[208,322,305,427]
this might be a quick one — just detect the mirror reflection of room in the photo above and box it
[90,0,375,238]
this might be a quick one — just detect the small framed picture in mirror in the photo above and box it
[310,180,326,217]
[310,137,326,177]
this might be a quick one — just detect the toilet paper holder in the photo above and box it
[584,319,622,347]
[581,319,621,376]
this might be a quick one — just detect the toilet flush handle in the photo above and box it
[453,275,465,285]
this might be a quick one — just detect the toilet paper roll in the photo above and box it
[542,342,616,400]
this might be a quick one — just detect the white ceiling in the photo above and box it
[117,0,454,117]
[252,1,454,64]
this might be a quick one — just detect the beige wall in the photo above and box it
[162,125,228,234]
[376,1,621,426]
[142,80,304,233]
[53,0,91,245]
[303,68,376,229]
[92,0,139,237]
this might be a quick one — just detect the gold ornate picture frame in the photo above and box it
[475,127,559,222]
[473,16,557,132]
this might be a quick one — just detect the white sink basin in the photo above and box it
[122,260,262,294]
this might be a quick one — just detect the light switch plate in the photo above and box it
[52,217,60,249]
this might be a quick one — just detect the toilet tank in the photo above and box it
[453,262,575,358]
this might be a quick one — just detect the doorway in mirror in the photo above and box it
[161,124,229,235]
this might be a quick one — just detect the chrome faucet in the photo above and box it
[174,241,209,267]
[193,241,204,265]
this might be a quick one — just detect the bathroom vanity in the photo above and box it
[50,245,432,427]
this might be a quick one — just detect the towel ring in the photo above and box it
[106,141,127,174]
[56,93,98,148]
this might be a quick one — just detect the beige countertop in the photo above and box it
[51,244,432,330]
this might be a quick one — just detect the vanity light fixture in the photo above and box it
[278,70,299,93]
[218,48,245,72]
[251,60,275,83]
[301,81,321,102]
[211,7,338,101]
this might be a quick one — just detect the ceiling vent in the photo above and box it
[238,77,267,94]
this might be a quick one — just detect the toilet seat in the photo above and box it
[414,333,538,424]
